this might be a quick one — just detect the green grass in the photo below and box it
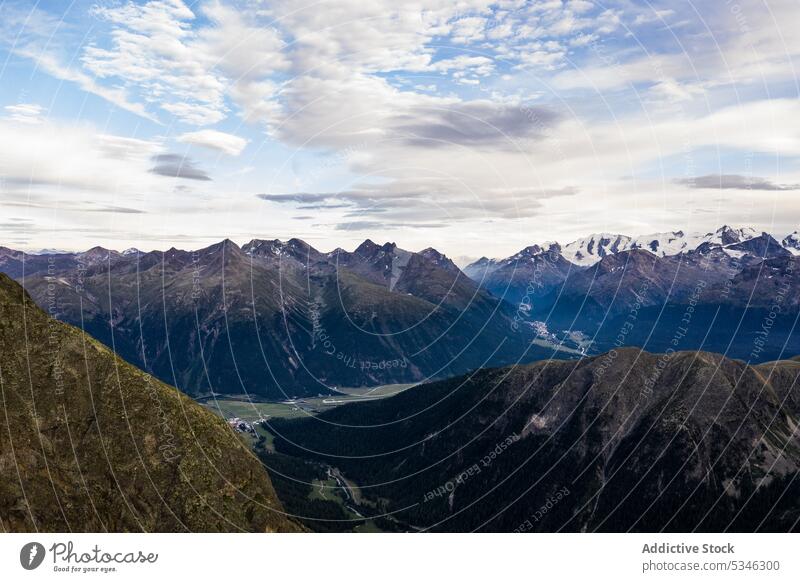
[335,383,416,397]
[308,478,340,502]
[201,398,311,421]
[354,520,385,533]
[531,337,585,356]
[199,383,417,423]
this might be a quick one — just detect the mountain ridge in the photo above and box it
[466,225,785,273]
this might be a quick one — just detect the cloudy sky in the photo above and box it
[1,0,799,259]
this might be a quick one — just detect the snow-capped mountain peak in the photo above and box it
[561,233,633,266]
[703,225,759,247]
[783,231,800,255]
[508,241,560,262]
[462,256,501,279]
[242,239,285,257]
[28,248,71,256]
[630,230,693,256]
[484,226,778,269]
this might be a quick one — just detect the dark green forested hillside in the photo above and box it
[268,348,800,532]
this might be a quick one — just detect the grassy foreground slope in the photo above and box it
[0,273,299,532]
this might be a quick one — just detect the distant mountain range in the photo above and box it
[465,226,796,275]
[461,226,797,313]
[0,273,298,532]
[0,239,552,399]
[1,225,798,398]
[269,347,800,532]
[464,225,794,284]
[463,226,800,362]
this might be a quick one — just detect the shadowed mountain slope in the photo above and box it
[270,348,800,532]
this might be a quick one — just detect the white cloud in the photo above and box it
[65,0,800,238]
[0,118,164,192]
[0,4,155,121]
[178,129,248,155]
[568,1,596,15]
[81,0,287,126]
[430,55,495,76]
[24,0,626,131]
[4,104,44,124]
[82,0,227,125]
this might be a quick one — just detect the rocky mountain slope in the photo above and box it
[0,273,299,532]
[462,242,579,306]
